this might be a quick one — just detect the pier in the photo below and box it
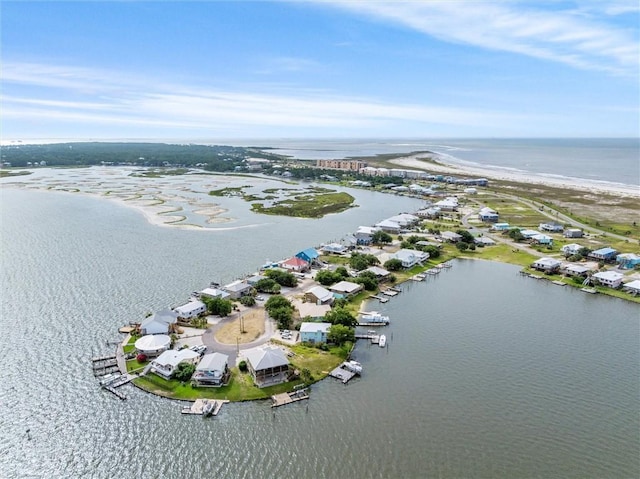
[271,388,310,407]
[369,295,389,303]
[92,354,120,377]
[381,289,399,297]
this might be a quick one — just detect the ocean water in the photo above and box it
[0,185,638,478]
[218,137,639,187]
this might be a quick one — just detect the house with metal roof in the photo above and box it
[320,243,348,255]
[140,309,178,335]
[391,249,429,268]
[592,270,624,288]
[588,247,618,262]
[531,233,553,245]
[564,228,584,238]
[192,352,230,387]
[539,222,564,232]
[561,263,592,277]
[329,281,364,297]
[305,285,334,304]
[561,243,583,256]
[174,300,207,320]
[200,287,231,300]
[300,322,331,344]
[223,280,253,299]
[375,219,401,233]
[355,226,380,245]
[151,348,200,380]
[440,231,463,243]
[244,346,290,388]
[616,253,640,270]
[622,280,640,295]
[296,248,320,264]
[478,207,499,222]
[531,257,562,273]
[491,222,511,231]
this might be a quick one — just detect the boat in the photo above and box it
[342,360,363,374]
[359,311,390,324]
[378,335,387,348]
[202,400,215,417]
[99,373,120,387]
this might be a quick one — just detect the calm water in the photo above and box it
[0,187,638,478]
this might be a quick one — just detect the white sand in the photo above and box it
[390,153,639,198]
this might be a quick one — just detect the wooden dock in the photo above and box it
[357,322,389,327]
[329,366,357,384]
[369,295,389,303]
[181,399,229,416]
[381,289,399,297]
[552,280,566,286]
[92,354,120,377]
[271,389,310,407]
[103,385,127,400]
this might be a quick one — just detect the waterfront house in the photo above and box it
[328,280,364,298]
[320,243,348,255]
[280,256,311,272]
[134,334,171,357]
[223,281,253,299]
[440,231,462,243]
[375,219,401,233]
[622,280,640,295]
[355,226,380,245]
[564,228,584,238]
[192,352,230,387]
[174,300,207,320]
[478,207,499,222]
[491,223,511,231]
[519,229,540,240]
[531,257,562,273]
[151,348,200,380]
[386,213,420,228]
[305,285,334,304]
[244,346,290,388]
[140,309,178,335]
[391,248,429,268]
[365,265,391,281]
[592,270,624,288]
[561,243,583,256]
[539,222,564,233]
[561,263,591,278]
[246,273,268,286]
[296,248,320,265]
[340,234,357,249]
[588,247,618,262]
[616,253,640,270]
[299,322,331,344]
[200,287,231,300]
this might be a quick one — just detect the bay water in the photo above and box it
[0,186,638,478]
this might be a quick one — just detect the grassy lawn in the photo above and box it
[122,335,138,354]
[289,343,348,381]
[455,243,538,267]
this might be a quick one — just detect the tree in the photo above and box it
[270,306,293,329]
[383,258,404,271]
[265,269,298,287]
[349,253,379,271]
[456,242,469,252]
[335,266,350,279]
[422,245,440,259]
[325,307,357,327]
[265,294,292,313]
[507,228,524,242]
[254,278,281,293]
[353,275,377,291]
[239,295,256,307]
[371,230,393,245]
[456,229,475,243]
[327,324,355,345]
[203,296,233,316]
[315,269,341,286]
[172,362,196,381]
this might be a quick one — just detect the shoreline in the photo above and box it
[389,152,639,198]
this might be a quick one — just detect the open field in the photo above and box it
[215,308,265,345]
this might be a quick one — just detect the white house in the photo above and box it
[355,226,380,245]
[561,244,583,256]
[592,271,624,288]
[531,233,553,245]
[440,231,463,243]
[375,219,401,233]
[386,213,419,227]
[622,280,640,295]
[305,285,334,304]
[200,287,231,300]
[223,280,253,299]
[174,300,207,320]
[434,197,459,211]
[134,334,171,357]
[478,207,499,222]
[391,249,429,268]
[531,257,562,273]
[151,349,200,379]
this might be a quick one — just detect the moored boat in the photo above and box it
[359,311,390,324]
[379,335,387,348]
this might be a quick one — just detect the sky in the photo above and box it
[1,0,639,140]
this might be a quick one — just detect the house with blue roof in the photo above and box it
[588,247,618,262]
[296,248,319,264]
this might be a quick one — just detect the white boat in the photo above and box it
[343,360,363,374]
[359,311,390,324]
[99,373,120,387]
[202,400,215,417]
[378,335,387,348]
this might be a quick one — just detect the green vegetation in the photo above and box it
[0,170,32,178]
[251,191,355,218]
[208,186,251,197]
[202,296,233,317]
[130,168,190,178]
[265,295,295,329]
[264,269,298,287]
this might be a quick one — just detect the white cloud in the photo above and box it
[1,61,535,135]
[314,0,639,75]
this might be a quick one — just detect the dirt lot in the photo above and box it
[214,308,266,345]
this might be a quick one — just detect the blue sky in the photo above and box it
[1,1,639,140]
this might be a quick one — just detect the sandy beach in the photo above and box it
[390,153,639,198]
